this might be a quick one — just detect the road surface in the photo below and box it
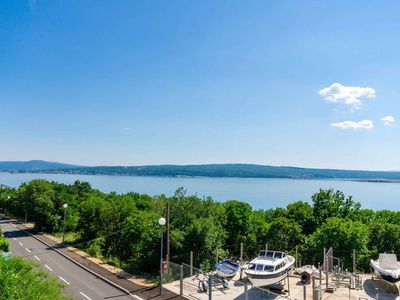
[0,218,136,300]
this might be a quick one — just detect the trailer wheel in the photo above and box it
[202,281,209,292]
[222,279,229,289]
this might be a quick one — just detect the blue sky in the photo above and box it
[0,1,399,170]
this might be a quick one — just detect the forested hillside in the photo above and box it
[2,161,400,180]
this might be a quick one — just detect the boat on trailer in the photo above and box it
[215,260,240,279]
[244,250,295,287]
[370,253,400,282]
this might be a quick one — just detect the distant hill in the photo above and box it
[0,160,80,171]
[1,161,400,181]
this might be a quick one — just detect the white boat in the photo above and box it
[244,250,295,287]
[370,253,400,282]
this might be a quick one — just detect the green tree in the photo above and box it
[369,221,400,254]
[223,200,252,246]
[0,256,69,300]
[308,217,369,268]
[375,210,400,225]
[312,189,360,226]
[77,195,107,240]
[265,217,304,251]
[121,211,161,273]
[16,180,58,231]
[184,217,226,269]
[286,201,316,235]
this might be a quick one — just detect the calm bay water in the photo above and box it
[0,173,398,211]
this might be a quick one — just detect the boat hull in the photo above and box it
[245,264,294,287]
[370,259,400,282]
[216,270,237,279]
[245,271,288,287]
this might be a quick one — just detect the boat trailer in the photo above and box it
[192,272,229,293]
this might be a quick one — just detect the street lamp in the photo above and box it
[62,204,68,243]
[5,196,10,215]
[158,217,166,294]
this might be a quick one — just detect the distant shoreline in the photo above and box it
[1,170,400,184]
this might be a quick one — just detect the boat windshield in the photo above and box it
[259,250,266,257]
[248,264,256,270]
[256,264,264,271]
[274,252,283,259]
[264,265,274,272]
[266,251,274,258]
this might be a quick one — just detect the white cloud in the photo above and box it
[381,116,395,125]
[319,83,376,109]
[331,120,374,130]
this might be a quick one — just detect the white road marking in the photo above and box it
[34,255,40,261]
[25,247,31,253]
[12,238,16,241]
[58,276,70,285]
[45,264,53,272]
[79,291,92,300]
[18,242,23,246]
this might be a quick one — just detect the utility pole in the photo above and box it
[62,204,68,243]
[158,217,166,295]
[167,200,170,268]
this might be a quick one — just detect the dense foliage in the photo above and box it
[0,228,10,252]
[0,255,68,300]
[1,180,399,274]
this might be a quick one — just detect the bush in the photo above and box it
[0,256,69,299]
[0,238,10,252]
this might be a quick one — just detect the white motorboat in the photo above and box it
[244,250,295,287]
[370,253,400,282]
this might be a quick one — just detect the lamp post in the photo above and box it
[62,204,68,243]
[158,217,166,294]
[6,196,10,215]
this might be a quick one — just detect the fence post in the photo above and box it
[303,285,306,300]
[240,242,243,264]
[348,285,351,300]
[190,251,193,276]
[312,276,315,291]
[353,249,356,273]
[265,243,268,252]
[318,262,322,285]
[180,264,183,295]
[287,270,290,295]
[244,284,248,300]
[208,276,212,300]
[324,248,328,290]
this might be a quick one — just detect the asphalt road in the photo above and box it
[0,218,136,300]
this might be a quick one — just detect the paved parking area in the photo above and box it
[164,272,400,300]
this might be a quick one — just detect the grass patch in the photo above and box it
[52,231,81,244]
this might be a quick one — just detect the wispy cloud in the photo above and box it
[331,120,374,130]
[381,116,395,125]
[319,83,376,109]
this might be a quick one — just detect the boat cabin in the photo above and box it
[258,250,286,260]
[247,251,288,273]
